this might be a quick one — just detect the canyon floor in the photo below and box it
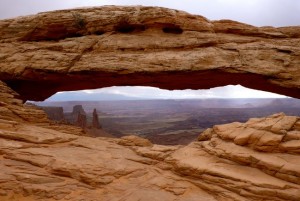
[36,99,300,145]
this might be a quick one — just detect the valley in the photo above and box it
[34,98,300,145]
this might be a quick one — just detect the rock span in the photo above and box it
[0,80,300,201]
[0,6,299,101]
[0,6,300,201]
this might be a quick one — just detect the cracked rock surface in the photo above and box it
[0,6,299,100]
[0,82,300,201]
[0,6,300,201]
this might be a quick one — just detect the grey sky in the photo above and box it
[0,0,299,26]
[1,0,297,99]
[78,85,287,99]
[46,85,287,101]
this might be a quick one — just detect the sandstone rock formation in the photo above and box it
[0,80,49,123]
[39,106,65,122]
[71,105,87,128]
[0,84,300,200]
[1,6,300,201]
[0,80,86,136]
[76,113,87,128]
[0,6,299,101]
[72,105,86,116]
[92,108,101,129]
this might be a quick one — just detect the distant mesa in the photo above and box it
[72,105,86,115]
[38,104,104,136]
[72,105,87,128]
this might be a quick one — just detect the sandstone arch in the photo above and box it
[0,6,299,101]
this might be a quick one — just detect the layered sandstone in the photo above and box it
[0,6,299,101]
[0,80,48,123]
[0,98,300,200]
[1,6,300,201]
[0,80,86,136]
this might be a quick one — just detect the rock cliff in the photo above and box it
[0,6,299,101]
[71,105,87,128]
[72,105,86,116]
[38,106,65,122]
[0,6,300,201]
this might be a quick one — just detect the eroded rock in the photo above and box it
[92,108,101,129]
[0,6,299,101]
[0,6,300,201]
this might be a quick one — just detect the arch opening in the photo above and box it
[5,70,300,102]
[31,85,300,145]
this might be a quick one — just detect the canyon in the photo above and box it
[0,6,300,201]
[36,99,300,145]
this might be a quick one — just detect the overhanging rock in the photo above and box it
[0,6,299,100]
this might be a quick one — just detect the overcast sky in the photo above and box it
[1,0,298,99]
[46,85,286,101]
[1,0,299,26]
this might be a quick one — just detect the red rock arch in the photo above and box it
[0,6,299,101]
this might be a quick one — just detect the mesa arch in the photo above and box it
[0,6,300,101]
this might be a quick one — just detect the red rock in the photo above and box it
[0,6,299,201]
[0,6,299,101]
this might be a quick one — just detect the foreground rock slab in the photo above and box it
[0,121,218,201]
[0,110,300,200]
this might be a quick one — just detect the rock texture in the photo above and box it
[0,80,49,123]
[0,87,300,200]
[0,80,87,137]
[1,6,300,201]
[0,6,299,101]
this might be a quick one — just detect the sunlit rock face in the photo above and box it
[0,6,299,101]
[0,6,300,201]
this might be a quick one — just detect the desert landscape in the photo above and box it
[35,98,300,145]
[0,5,300,201]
